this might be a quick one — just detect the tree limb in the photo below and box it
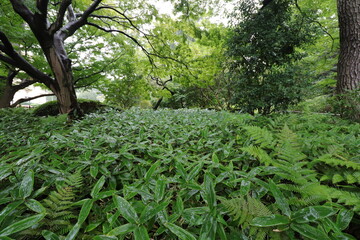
[35,0,50,29]
[0,31,54,86]
[59,0,103,40]
[6,69,18,86]
[294,0,335,50]
[9,0,34,26]
[11,93,54,107]
[86,22,155,65]
[49,0,72,34]
[13,79,38,92]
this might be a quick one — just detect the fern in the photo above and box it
[316,154,360,170]
[221,196,281,240]
[242,146,276,166]
[243,126,274,148]
[42,171,83,235]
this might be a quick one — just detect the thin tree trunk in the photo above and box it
[337,0,360,121]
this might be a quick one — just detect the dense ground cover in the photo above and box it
[0,108,359,240]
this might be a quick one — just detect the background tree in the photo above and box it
[226,0,318,114]
[0,0,159,117]
[147,16,230,109]
[336,0,360,121]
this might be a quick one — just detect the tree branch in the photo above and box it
[11,93,54,107]
[35,0,49,28]
[59,0,103,40]
[6,69,19,86]
[86,22,155,65]
[9,0,34,26]
[13,79,38,92]
[294,0,335,50]
[0,31,54,86]
[49,0,72,35]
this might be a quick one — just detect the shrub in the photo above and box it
[33,99,105,116]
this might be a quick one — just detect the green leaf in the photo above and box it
[134,225,149,240]
[290,223,331,240]
[203,173,216,209]
[93,235,118,240]
[0,237,14,240]
[216,223,227,240]
[164,222,197,240]
[25,199,46,213]
[0,213,45,236]
[78,199,93,224]
[0,200,23,225]
[336,209,354,231]
[91,176,106,198]
[90,165,99,178]
[139,201,169,224]
[175,161,187,180]
[113,195,139,224]
[175,195,184,214]
[155,178,166,202]
[65,222,81,240]
[19,170,34,199]
[187,162,204,182]
[212,152,219,164]
[292,206,336,223]
[96,190,117,200]
[331,232,357,240]
[85,222,102,233]
[251,215,290,227]
[42,230,60,240]
[107,223,136,236]
[268,180,291,216]
[199,214,217,240]
[144,160,161,181]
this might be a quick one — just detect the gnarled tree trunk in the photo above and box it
[44,44,81,116]
[337,0,360,121]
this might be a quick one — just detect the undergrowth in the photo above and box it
[0,108,359,239]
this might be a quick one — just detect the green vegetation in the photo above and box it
[1,108,359,239]
[33,99,106,117]
[1,0,360,239]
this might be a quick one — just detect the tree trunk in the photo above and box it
[45,43,82,118]
[337,0,360,121]
[0,85,15,108]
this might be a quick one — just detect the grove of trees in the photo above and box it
[0,0,359,121]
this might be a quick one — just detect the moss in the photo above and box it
[33,99,106,116]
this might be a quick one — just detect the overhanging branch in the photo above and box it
[0,31,54,86]
[11,93,54,107]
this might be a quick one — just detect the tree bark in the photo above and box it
[0,85,15,108]
[44,44,81,116]
[337,0,360,121]
[0,70,18,108]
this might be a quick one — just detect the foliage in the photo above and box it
[0,108,359,239]
[227,0,319,114]
[33,99,105,116]
[330,89,360,122]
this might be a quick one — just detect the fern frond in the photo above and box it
[276,124,301,150]
[41,171,84,235]
[316,155,360,170]
[287,196,323,206]
[242,146,276,166]
[243,126,274,148]
[221,196,279,240]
